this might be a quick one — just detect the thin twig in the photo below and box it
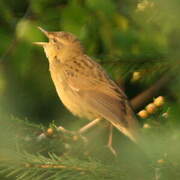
[25,163,85,171]
[130,74,171,110]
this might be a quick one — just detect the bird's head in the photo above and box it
[34,27,84,63]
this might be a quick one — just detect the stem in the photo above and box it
[130,74,170,110]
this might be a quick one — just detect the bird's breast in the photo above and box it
[49,65,98,120]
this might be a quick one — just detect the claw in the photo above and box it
[79,134,88,143]
[107,144,117,156]
[57,126,88,143]
[57,126,74,135]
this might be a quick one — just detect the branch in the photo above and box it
[130,74,171,110]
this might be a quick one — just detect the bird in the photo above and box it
[34,27,140,154]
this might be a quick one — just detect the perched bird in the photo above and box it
[34,27,140,153]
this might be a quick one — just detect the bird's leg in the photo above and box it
[58,118,102,143]
[78,118,102,134]
[107,124,117,156]
[76,118,102,143]
[58,118,101,134]
[58,126,88,143]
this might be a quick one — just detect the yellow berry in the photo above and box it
[136,0,154,12]
[162,112,168,118]
[157,159,165,164]
[143,123,151,129]
[138,110,149,118]
[154,96,165,107]
[37,133,46,141]
[73,135,79,141]
[132,71,141,81]
[146,103,157,114]
[47,128,54,135]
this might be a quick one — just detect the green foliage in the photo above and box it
[0,152,132,180]
[0,0,180,179]
[0,113,180,180]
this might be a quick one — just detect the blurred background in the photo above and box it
[0,0,179,125]
[0,0,180,179]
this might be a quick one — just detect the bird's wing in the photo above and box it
[62,55,126,98]
[62,55,139,141]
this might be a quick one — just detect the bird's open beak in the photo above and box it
[37,26,49,37]
[33,42,47,46]
[33,26,49,46]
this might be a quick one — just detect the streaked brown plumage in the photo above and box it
[34,27,140,143]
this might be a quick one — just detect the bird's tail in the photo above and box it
[110,100,140,143]
[110,120,139,143]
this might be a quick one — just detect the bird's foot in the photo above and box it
[107,144,117,156]
[72,133,88,143]
[58,126,74,135]
[58,126,88,143]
